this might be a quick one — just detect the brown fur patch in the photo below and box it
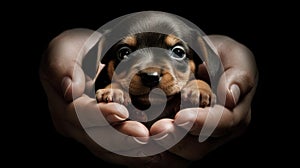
[189,60,196,73]
[107,60,115,79]
[165,34,180,46]
[122,35,137,46]
[159,72,179,95]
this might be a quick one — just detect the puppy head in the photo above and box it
[101,32,201,108]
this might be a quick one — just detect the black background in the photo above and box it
[8,1,294,167]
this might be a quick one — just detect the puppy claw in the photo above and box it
[106,97,112,103]
[96,88,130,106]
[200,93,210,107]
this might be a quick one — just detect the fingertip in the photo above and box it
[217,67,257,109]
[150,119,187,150]
[217,72,242,109]
[175,108,206,136]
[174,108,198,127]
[115,104,130,119]
[132,136,149,145]
[99,103,129,119]
[220,83,241,109]
[117,121,149,138]
[106,114,127,123]
[150,118,174,135]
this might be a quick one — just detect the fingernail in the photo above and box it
[114,104,129,118]
[132,137,148,145]
[176,121,192,128]
[61,77,72,99]
[106,114,127,123]
[174,109,198,128]
[230,84,240,105]
[153,133,169,141]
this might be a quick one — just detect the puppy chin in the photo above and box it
[130,91,177,110]
[129,93,181,128]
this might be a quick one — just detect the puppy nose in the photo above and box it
[139,72,161,88]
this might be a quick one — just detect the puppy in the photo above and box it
[95,11,217,127]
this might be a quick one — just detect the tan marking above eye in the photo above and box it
[122,35,137,46]
[165,34,181,46]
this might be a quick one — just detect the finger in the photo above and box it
[174,106,229,137]
[44,78,129,129]
[69,96,129,128]
[62,65,86,101]
[207,35,258,108]
[150,119,188,150]
[175,86,255,138]
[85,120,149,152]
[217,68,258,109]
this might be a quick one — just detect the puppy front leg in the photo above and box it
[96,83,131,105]
[181,80,216,107]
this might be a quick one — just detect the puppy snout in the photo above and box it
[139,71,161,88]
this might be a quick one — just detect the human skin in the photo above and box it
[40,28,258,167]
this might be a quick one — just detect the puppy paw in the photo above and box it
[181,80,215,107]
[96,89,131,105]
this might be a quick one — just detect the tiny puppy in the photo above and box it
[95,11,217,127]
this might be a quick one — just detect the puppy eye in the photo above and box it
[117,46,132,60]
[171,45,186,60]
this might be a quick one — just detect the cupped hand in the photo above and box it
[40,28,189,167]
[150,35,258,160]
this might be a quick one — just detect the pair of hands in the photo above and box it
[40,28,258,167]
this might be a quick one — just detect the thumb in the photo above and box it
[207,35,258,109]
[39,43,86,102]
[61,64,86,101]
[40,29,101,102]
[217,68,258,109]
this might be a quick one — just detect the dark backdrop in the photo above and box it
[10,1,290,167]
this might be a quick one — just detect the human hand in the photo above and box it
[149,35,258,160]
[40,28,189,167]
